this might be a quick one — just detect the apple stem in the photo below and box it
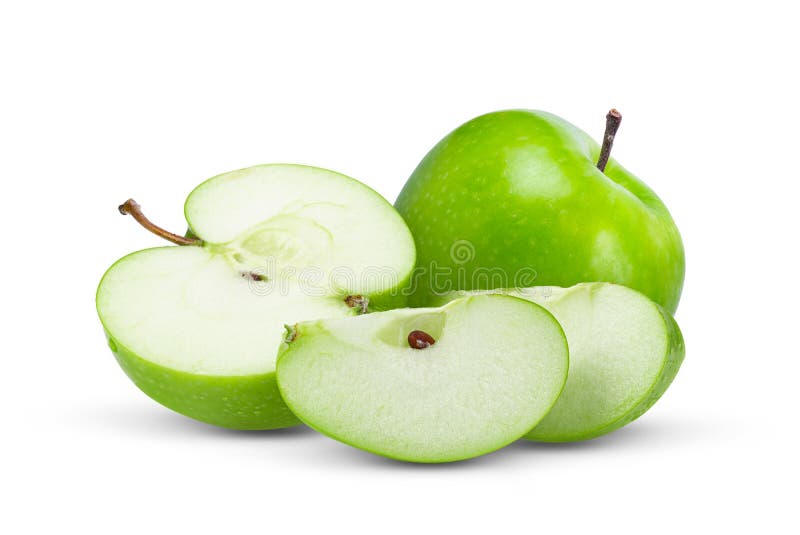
[344,295,369,314]
[118,199,203,246]
[596,108,622,172]
[408,330,436,349]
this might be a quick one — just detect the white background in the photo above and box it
[2,1,797,533]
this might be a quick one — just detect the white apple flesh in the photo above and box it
[441,283,685,441]
[276,294,569,463]
[96,164,416,429]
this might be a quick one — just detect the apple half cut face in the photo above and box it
[441,283,685,441]
[96,165,416,430]
[275,294,569,463]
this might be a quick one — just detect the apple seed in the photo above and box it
[408,330,436,349]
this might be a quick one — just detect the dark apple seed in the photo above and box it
[408,330,436,349]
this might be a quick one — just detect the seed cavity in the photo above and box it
[408,330,436,349]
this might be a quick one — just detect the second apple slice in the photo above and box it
[439,283,685,441]
[276,294,569,463]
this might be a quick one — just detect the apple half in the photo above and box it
[276,294,569,463]
[96,164,416,430]
[440,283,685,441]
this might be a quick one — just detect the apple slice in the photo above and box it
[441,283,685,441]
[276,294,569,463]
[96,164,416,430]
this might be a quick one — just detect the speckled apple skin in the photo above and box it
[105,332,300,430]
[395,110,685,313]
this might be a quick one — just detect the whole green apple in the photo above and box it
[395,110,685,313]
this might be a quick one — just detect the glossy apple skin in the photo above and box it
[395,110,685,313]
[104,332,300,430]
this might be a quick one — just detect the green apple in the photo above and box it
[439,283,685,441]
[96,164,416,430]
[276,294,569,462]
[395,110,685,313]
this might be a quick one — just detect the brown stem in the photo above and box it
[596,108,622,172]
[344,295,369,314]
[118,199,202,246]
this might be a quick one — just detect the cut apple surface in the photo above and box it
[276,295,569,463]
[96,164,416,430]
[184,164,415,303]
[440,283,685,441]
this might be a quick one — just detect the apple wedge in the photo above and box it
[276,294,569,463]
[439,283,684,441]
[96,164,416,430]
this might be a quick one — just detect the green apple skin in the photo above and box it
[104,333,299,430]
[436,284,685,442]
[527,295,685,442]
[395,110,685,313]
